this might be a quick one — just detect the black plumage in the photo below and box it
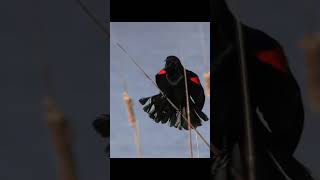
[92,114,109,138]
[139,56,209,130]
[92,114,109,157]
[211,0,314,179]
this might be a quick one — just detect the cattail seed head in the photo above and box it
[204,72,210,97]
[123,91,136,126]
[301,33,320,111]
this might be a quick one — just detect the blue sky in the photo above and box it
[110,22,210,158]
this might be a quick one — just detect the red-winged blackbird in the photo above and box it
[139,56,209,130]
[211,0,314,179]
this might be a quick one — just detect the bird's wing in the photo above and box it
[187,70,206,110]
[155,69,171,95]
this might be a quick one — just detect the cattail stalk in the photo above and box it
[44,96,78,180]
[123,91,142,158]
[183,67,193,158]
[301,33,320,112]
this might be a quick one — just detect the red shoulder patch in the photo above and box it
[158,69,166,75]
[189,76,200,85]
[256,48,288,73]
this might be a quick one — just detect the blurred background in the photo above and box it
[110,22,210,158]
[0,0,109,179]
[227,0,320,177]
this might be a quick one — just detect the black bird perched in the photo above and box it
[92,114,109,157]
[211,0,314,180]
[139,56,209,130]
